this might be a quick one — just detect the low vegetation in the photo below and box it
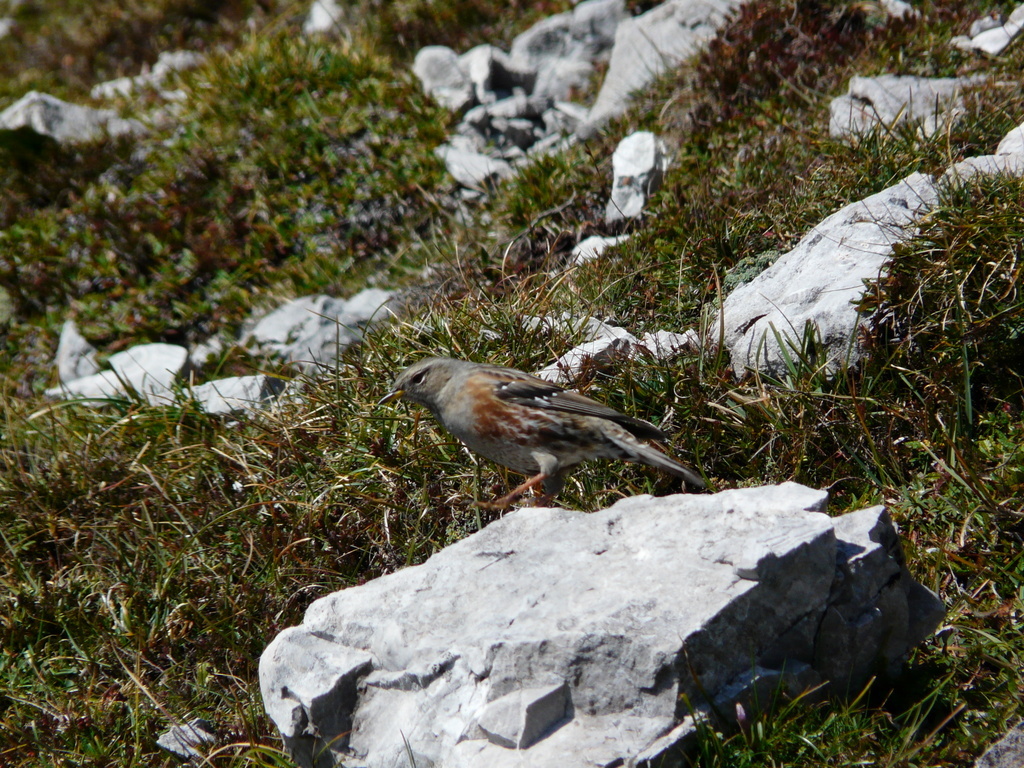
[1,0,1022,765]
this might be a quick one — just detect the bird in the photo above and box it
[379,357,705,509]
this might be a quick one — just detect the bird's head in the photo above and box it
[378,357,463,410]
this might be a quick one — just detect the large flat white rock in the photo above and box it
[260,483,942,768]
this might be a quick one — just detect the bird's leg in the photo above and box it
[477,473,548,511]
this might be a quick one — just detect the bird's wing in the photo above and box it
[491,376,668,441]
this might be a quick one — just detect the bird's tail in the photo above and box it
[608,429,706,490]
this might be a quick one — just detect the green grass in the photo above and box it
[2,0,1024,765]
[0,32,452,356]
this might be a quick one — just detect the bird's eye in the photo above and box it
[409,370,427,386]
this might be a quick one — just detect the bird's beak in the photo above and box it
[378,388,403,406]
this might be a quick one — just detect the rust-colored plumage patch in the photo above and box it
[467,373,531,441]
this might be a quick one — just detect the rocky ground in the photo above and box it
[2,0,1024,766]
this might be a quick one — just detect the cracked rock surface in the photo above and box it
[260,483,943,768]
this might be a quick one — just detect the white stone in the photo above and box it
[719,173,939,376]
[45,370,132,402]
[720,110,1024,378]
[522,313,628,342]
[969,13,1006,38]
[583,0,744,133]
[90,77,137,101]
[507,0,624,99]
[878,0,918,19]
[534,329,639,384]
[477,683,569,749]
[997,119,1024,155]
[463,93,549,129]
[941,153,1024,185]
[91,50,204,100]
[606,131,669,222]
[509,13,574,72]
[46,342,187,404]
[188,375,284,415]
[55,320,100,383]
[569,234,630,265]
[107,343,189,404]
[953,9,1024,56]
[188,336,225,369]
[0,91,145,144]
[413,46,475,113]
[640,329,700,359]
[245,290,395,370]
[829,75,984,140]
[156,718,217,760]
[435,145,514,189]
[974,719,1024,768]
[458,44,533,105]
[259,484,942,768]
[302,0,345,35]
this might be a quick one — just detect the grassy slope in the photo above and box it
[1,0,1023,765]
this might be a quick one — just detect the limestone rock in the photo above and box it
[91,50,204,100]
[508,13,574,73]
[302,0,345,36]
[260,484,942,768]
[55,320,100,384]
[509,0,624,100]
[829,75,984,140]
[188,375,285,416]
[461,94,551,150]
[406,0,625,188]
[534,327,638,384]
[718,172,939,376]
[156,718,217,761]
[605,131,669,223]
[952,6,1024,55]
[542,100,589,135]
[522,313,626,342]
[435,144,514,189]
[582,0,745,134]
[526,315,702,383]
[0,91,145,144]
[568,234,630,266]
[261,631,373,764]
[245,290,395,370]
[640,329,701,359]
[462,93,551,129]
[458,44,534,105]
[532,59,595,103]
[413,46,475,113]
[45,370,126,402]
[108,343,189,404]
[188,336,226,370]
[878,0,918,19]
[942,153,1024,185]
[509,0,623,70]
[969,13,1006,38]
[526,132,576,160]
[719,113,1024,378]
[477,683,570,749]
[997,118,1024,155]
[46,343,188,405]
[975,720,1024,768]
